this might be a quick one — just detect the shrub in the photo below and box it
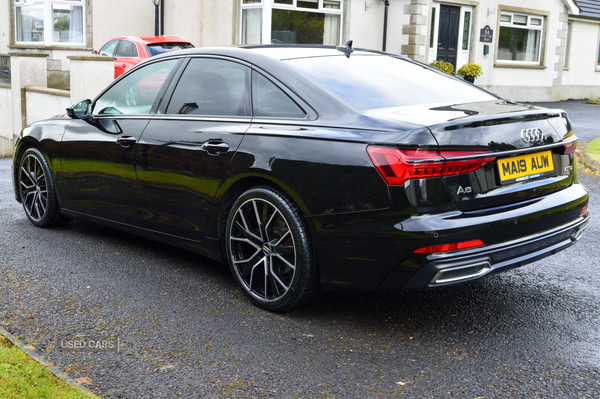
[429,60,455,74]
[457,62,483,78]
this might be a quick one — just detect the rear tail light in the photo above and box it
[581,205,588,215]
[367,146,495,186]
[562,141,577,155]
[413,239,485,254]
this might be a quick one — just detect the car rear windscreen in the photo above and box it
[284,54,496,111]
[146,43,194,57]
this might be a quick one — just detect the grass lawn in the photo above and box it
[0,335,98,399]
[586,136,600,163]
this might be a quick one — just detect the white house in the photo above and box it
[1,0,600,156]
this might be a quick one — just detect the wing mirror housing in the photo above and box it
[67,99,92,121]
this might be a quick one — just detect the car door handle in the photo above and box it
[201,140,229,156]
[116,136,137,148]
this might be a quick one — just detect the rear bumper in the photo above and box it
[310,182,589,291]
[400,213,588,290]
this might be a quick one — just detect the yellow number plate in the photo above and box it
[498,150,554,183]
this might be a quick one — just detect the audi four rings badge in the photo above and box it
[521,128,544,143]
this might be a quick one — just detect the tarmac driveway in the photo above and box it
[1,100,599,398]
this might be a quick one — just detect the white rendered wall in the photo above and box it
[0,0,9,54]
[163,0,203,47]
[561,20,600,99]
[68,56,115,103]
[201,1,235,46]
[25,89,71,125]
[0,86,13,157]
[472,0,566,101]
[92,0,155,50]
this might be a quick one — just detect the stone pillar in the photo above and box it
[401,0,429,63]
[10,53,49,144]
[552,9,569,101]
[67,55,116,104]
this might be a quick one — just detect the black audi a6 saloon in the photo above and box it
[13,44,589,311]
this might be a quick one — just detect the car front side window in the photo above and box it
[99,39,119,56]
[93,59,178,116]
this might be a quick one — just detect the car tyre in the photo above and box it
[226,186,318,311]
[17,148,67,227]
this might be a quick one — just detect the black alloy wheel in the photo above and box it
[18,148,64,227]
[226,186,318,311]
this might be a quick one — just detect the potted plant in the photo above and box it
[457,62,483,84]
[428,60,455,75]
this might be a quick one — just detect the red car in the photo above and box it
[94,36,194,78]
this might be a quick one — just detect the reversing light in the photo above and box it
[413,239,485,254]
[367,146,495,186]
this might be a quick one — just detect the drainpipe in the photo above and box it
[153,0,160,36]
[160,0,165,35]
[382,0,390,52]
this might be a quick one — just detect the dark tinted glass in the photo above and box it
[115,40,138,58]
[146,42,194,57]
[166,58,249,116]
[252,73,306,118]
[285,54,495,111]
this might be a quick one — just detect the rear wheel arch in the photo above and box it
[215,174,312,244]
[224,184,319,311]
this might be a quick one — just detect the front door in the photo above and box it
[436,4,461,69]
[136,57,252,241]
[59,58,180,226]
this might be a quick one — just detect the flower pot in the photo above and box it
[464,75,475,84]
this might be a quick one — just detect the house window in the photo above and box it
[597,35,600,67]
[240,0,343,46]
[498,11,544,64]
[14,0,85,45]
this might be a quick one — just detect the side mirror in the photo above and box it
[67,99,92,121]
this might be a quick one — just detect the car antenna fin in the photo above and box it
[336,40,354,58]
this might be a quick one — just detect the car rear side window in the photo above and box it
[166,58,250,117]
[99,39,119,57]
[115,40,138,58]
[284,54,495,111]
[93,59,178,116]
[252,73,306,119]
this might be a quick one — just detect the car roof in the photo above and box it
[155,45,387,63]
[242,45,383,60]
[114,36,192,45]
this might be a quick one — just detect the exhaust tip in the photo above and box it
[571,221,589,242]
[431,261,491,285]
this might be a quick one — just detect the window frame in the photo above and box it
[239,0,344,46]
[92,58,182,118]
[597,25,600,71]
[163,57,253,118]
[114,40,140,59]
[13,0,87,47]
[495,7,548,68]
[251,70,308,119]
